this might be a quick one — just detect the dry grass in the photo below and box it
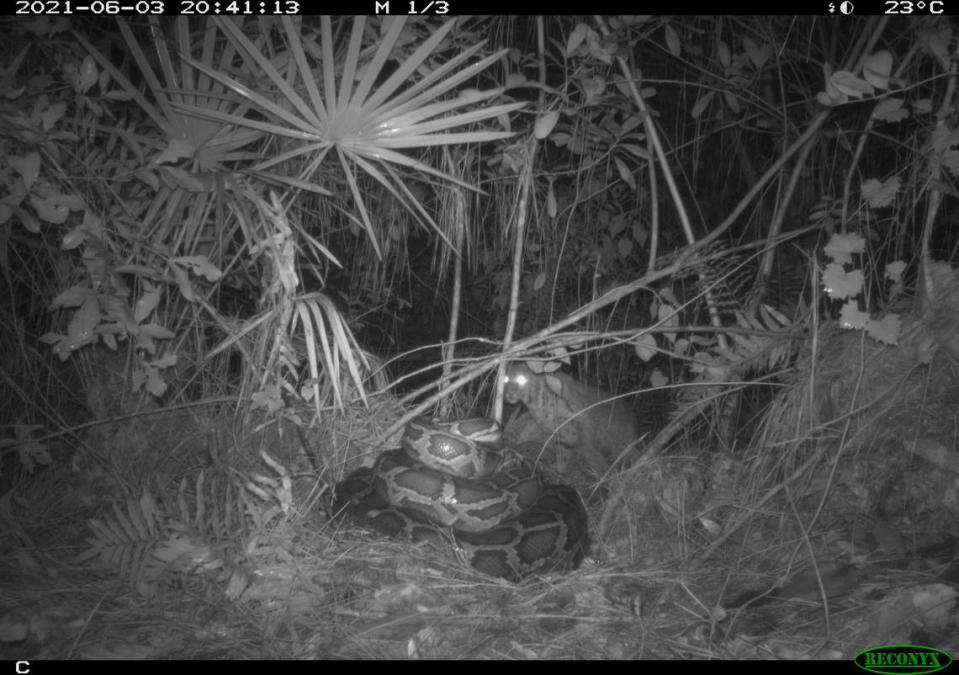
[2,325,958,660]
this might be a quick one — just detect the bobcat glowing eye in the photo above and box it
[514,375,527,386]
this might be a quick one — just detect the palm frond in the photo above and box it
[172,16,525,258]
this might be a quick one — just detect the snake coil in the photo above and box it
[333,416,588,581]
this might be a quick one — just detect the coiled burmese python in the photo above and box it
[333,416,588,581]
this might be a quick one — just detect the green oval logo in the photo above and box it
[855,645,953,675]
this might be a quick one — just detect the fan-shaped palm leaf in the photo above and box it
[175,16,525,258]
[74,17,273,258]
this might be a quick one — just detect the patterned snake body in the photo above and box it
[400,417,504,478]
[334,416,588,581]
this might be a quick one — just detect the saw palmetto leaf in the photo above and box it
[73,17,270,264]
[77,19,265,172]
[174,16,525,258]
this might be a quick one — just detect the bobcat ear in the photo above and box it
[544,374,564,395]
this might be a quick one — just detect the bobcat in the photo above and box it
[503,362,640,476]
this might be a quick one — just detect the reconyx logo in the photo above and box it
[855,645,953,674]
